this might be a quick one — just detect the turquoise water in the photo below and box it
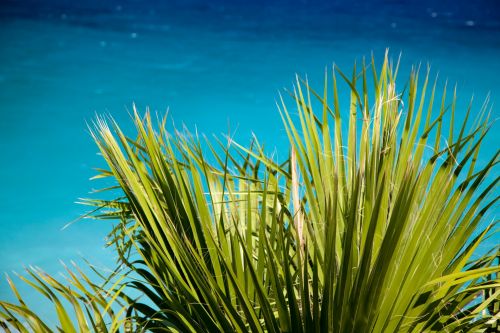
[1,0,499,317]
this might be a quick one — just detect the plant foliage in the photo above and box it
[1,53,499,332]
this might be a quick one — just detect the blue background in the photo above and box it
[1,0,499,318]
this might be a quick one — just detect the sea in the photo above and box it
[0,0,499,322]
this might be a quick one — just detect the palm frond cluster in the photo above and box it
[1,54,499,332]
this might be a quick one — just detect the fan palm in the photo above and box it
[1,53,499,332]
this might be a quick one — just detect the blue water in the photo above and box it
[1,0,499,319]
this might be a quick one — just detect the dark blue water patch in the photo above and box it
[2,0,499,34]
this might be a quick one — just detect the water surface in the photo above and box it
[0,0,499,319]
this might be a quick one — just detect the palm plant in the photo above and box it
[1,53,499,332]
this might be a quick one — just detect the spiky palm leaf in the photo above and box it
[0,262,133,333]
[1,53,499,332]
